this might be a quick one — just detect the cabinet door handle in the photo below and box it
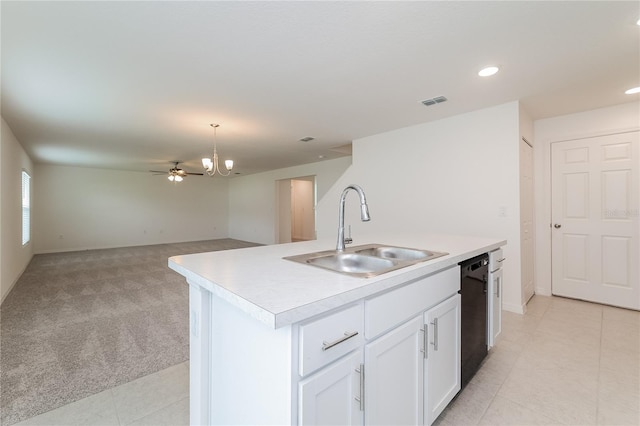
[420,327,428,359]
[431,318,439,351]
[322,331,358,351]
[354,364,365,411]
[497,277,501,298]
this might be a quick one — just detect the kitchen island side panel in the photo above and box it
[189,279,294,425]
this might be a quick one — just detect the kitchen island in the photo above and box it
[169,234,505,425]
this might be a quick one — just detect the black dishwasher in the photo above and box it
[458,253,489,388]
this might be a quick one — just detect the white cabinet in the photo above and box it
[364,316,424,425]
[488,249,504,347]
[424,294,461,425]
[364,266,461,339]
[187,264,466,426]
[488,268,502,346]
[299,303,364,376]
[299,266,461,426]
[299,350,364,425]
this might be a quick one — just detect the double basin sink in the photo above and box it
[284,244,448,278]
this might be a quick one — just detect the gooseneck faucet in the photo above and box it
[336,184,371,252]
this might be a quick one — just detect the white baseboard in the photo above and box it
[535,287,552,296]
[502,301,525,314]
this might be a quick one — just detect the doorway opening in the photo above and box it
[277,176,316,243]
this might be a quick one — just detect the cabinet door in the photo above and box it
[488,269,503,347]
[299,350,364,426]
[365,316,424,426]
[424,294,461,425]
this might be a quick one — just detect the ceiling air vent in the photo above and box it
[421,96,448,106]
[299,136,315,142]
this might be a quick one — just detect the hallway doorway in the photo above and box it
[277,176,316,243]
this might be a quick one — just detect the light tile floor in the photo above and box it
[437,295,640,426]
[14,295,640,426]
[14,363,189,426]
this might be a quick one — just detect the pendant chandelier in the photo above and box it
[202,124,234,176]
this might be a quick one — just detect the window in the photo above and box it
[22,171,30,245]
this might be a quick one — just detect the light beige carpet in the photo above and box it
[0,239,261,425]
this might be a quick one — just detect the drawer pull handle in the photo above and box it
[322,331,359,351]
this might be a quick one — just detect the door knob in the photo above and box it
[554,224,562,229]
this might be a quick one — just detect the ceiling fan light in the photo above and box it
[174,175,183,182]
[225,160,234,170]
[168,175,175,181]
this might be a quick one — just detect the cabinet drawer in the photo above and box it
[299,303,364,377]
[365,266,460,339]
[489,248,504,272]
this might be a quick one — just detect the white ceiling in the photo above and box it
[2,1,639,176]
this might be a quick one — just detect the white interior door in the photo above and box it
[520,139,535,304]
[551,132,639,310]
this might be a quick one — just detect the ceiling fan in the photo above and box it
[150,161,203,182]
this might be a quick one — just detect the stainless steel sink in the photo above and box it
[307,253,396,274]
[283,244,448,278]
[354,246,433,261]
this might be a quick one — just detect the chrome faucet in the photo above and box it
[336,184,371,252]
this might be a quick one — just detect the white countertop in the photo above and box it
[168,234,506,329]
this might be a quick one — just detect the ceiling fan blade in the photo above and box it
[150,164,202,178]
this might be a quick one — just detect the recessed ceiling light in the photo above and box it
[625,86,640,95]
[636,18,640,25]
[478,66,499,77]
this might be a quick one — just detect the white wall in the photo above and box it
[34,165,230,253]
[315,102,525,313]
[1,117,34,303]
[533,101,640,296]
[228,157,352,245]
